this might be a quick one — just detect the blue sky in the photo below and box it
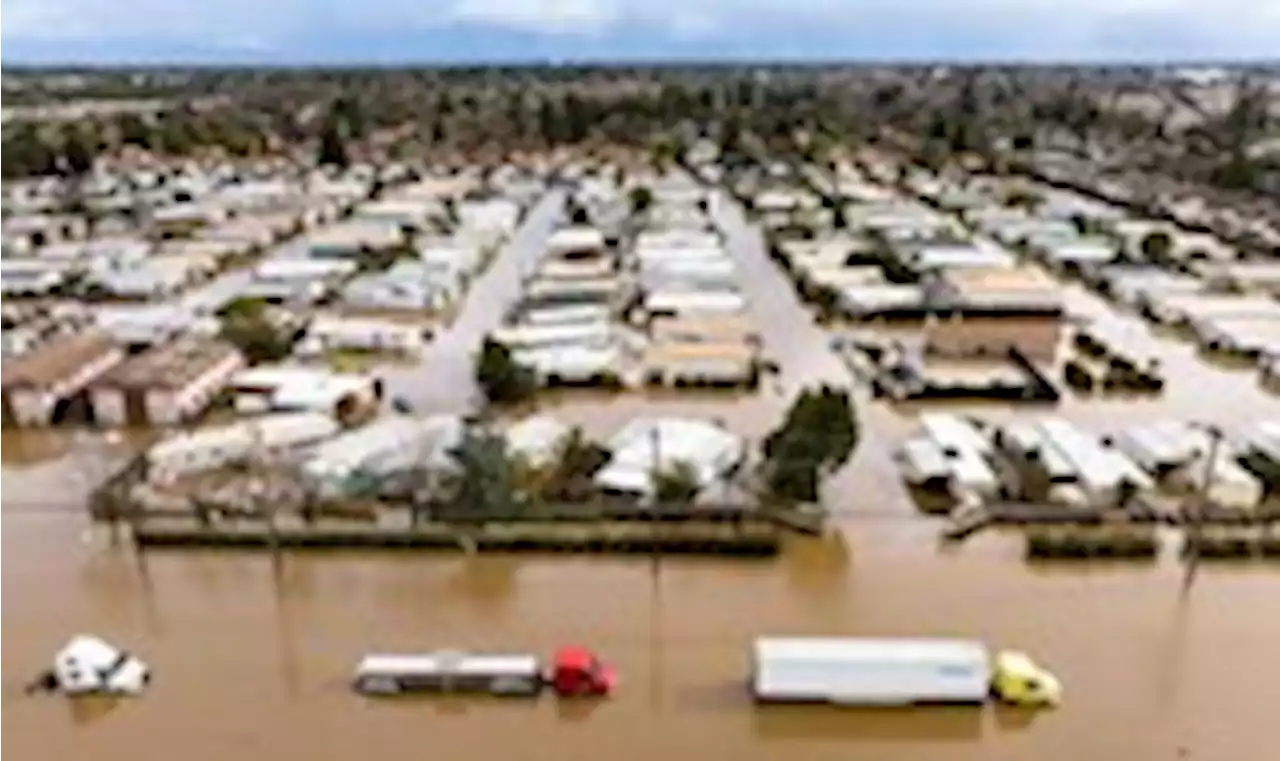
[3,0,1278,64]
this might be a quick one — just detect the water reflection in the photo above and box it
[751,705,989,743]
[68,695,127,726]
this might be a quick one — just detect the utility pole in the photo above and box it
[248,422,282,565]
[648,423,664,711]
[1182,425,1222,595]
[649,425,662,581]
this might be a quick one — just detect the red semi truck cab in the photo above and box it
[548,646,616,697]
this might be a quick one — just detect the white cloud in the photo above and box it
[2,0,1278,58]
[450,0,624,34]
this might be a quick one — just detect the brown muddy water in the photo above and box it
[4,497,1278,761]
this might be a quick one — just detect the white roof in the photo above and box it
[1036,419,1154,491]
[255,258,356,280]
[595,417,742,496]
[646,289,746,315]
[897,438,951,480]
[305,415,445,477]
[495,321,613,349]
[505,415,571,467]
[357,652,541,677]
[1112,422,1208,471]
[919,414,992,455]
[911,245,1016,270]
[546,227,605,254]
[514,344,619,377]
[755,637,989,664]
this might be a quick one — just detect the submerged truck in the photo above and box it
[750,637,1061,707]
[353,646,615,698]
[26,635,152,697]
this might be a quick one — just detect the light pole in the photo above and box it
[1182,424,1223,595]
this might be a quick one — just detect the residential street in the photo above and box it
[380,188,566,412]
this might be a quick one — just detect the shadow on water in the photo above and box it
[352,691,604,719]
[356,693,537,714]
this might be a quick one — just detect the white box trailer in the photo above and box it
[750,637,1062,707]
[752,638,992,706]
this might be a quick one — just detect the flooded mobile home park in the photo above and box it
[4,143,1279,761]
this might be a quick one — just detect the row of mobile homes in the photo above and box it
[246,257,358,304]
[295,315,426,357]
[305,220,405,260]
[643,313,759,387]
[0,259,72,297]
[924,267,1065,362]
[86,255,213,300]
[146,412,341,485]
[88,338,244,426]
[996,419,1154,506]
[301,414,464,499]
[341,260,461,313]
[1,331,125,427]
[92,304,208,348]
[895,414,999,499]
[499,223,631,386]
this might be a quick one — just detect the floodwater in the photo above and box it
[5,508,1279,761]
[5,187,1280,761]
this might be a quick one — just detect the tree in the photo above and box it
[218,303,294,364]
[475,336,537,405]
[541,427,610,501]
[760,386,859,503]
[317,121,349,169]
[629,185,654,216]
[651,460,701,503]
[58,127,97,177]
[1140,230,1174,263]
[436,427,520,522]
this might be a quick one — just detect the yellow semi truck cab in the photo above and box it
[991,650,1062,707]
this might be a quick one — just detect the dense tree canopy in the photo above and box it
[760,386,859,503]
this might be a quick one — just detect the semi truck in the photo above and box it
[25,635,152,697]
[750,637,1061,707]
[352,645,615,698]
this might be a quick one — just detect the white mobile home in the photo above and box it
[1169,446,1264,511]
[504,415,573,469]
[918,414,993,457]
[146,412,341,484]
[296,316,426,357]
[895,437,999,498]
[229,366,382,418]
[302,414,463,498]
[1110,422,1210,475]
[594,417,745,499]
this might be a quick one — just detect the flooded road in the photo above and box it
[380,188,567,414]
[4,512,1278,761]
[5,189,1280,761]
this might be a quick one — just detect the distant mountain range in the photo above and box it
[3,16,1279,67]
